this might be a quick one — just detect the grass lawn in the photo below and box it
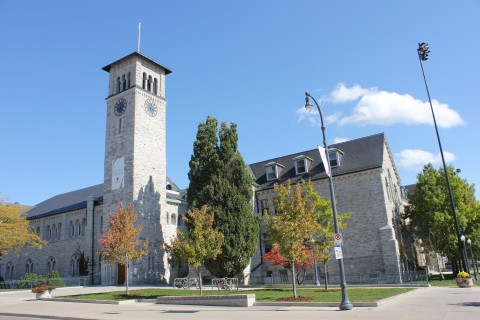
[61,287,413,302]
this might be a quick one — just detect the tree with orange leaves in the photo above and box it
[98,203,148,295]
[262,246,314,285]
[263,180,319,298]
[1,199,44,260]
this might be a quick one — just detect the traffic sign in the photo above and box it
[334,246,343,259]
[334,233,343,246]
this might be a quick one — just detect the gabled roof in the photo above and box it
[27,184,103,220]
[249,133,386,189]
[102,52,172,74]
[27,176,183,220]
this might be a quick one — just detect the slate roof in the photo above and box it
[249,133,386,190]
[27,176,183,220]
[27,184,104,220]
[403,184,416,197]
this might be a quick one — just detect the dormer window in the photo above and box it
[328,148,344,168]
[293,155,313,175]
[265,162,284,181]
[266,166,276,180]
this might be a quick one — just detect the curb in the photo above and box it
[43,297,138,305]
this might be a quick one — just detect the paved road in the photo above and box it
[1,286,479,320]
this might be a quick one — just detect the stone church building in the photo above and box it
[1,51,409,285]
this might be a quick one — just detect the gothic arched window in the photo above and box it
[47,257,56,274]
[25,259,33,274]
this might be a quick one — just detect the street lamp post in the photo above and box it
[417,42,469,272]
[311,238,321,286]
[467,239,478,280]
[305,91,353,311]
[460,235,470,274]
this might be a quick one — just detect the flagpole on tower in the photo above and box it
[137,22,141,52]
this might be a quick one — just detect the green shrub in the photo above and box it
[19,273,45,289]
[46,271,64,287]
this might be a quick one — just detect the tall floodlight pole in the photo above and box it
[416,42,468,272]
[305,91,352,311]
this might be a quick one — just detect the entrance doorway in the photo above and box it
[117,263,125,285]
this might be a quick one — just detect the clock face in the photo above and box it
[114,98,127,116]
[144,99,157,117]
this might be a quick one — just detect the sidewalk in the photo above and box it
[1,286,479,320]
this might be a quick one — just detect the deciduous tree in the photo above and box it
[164,205,224,295]
[262,246,314,285]
[406,164,480,273]
[303,182,351,290]
[98,203,148,295]
[0,199,44,259]
[264,180,319,298]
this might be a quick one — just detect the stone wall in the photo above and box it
[250,140,405,284]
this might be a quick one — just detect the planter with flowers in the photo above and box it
[456,272,474,288]
[32,283,56,299]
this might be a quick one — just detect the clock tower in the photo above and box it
[102,52,172,283]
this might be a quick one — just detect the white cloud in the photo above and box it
[394,149,456,170]
[332,137,350,144]
[298,83,466,128]
[329,83,372,104]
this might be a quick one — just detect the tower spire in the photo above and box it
[137,22,141,52]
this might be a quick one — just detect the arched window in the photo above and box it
[46,225,51,240]
[148,253,155,271]
[47,257,55,274]
[122,74,126,91]
[57,223,61,240]
[116,77,121,93]
[70,221,74,237]
[178,214,182,226]
[53,224,57,240]
[6,262,14,280]
[81,218,86,236]
[166,213,170,225]
[127,72,131,88]
[75,220,80,237]
[171,214,176,226]
[147,75,152,92]
[142,73,147,89]
[70,255,80,276]
[153,78,158,95]
[70,259,75,276]
[25,259,33,274]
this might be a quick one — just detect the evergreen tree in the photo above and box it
[187,116,260,277]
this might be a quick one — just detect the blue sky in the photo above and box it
[1,0,478,205]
